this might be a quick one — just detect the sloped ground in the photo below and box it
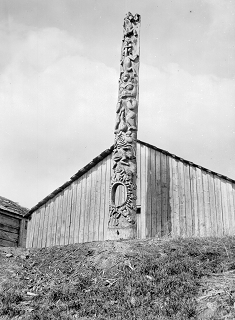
[1,237,235,319]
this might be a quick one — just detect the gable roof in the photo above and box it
[25,139,235,217]
[0,196,28,217]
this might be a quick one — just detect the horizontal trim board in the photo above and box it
[0,238,17,247]
[0,214,20,229]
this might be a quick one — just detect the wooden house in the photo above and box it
[0,196,28,247]
[25,139,235,248]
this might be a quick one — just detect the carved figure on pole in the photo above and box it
[109,12,141,239]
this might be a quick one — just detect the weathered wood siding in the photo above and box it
[26,142,235,248]
[0,212,27,247]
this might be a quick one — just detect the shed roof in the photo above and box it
[0,196,28,217]
[26,139,235,217]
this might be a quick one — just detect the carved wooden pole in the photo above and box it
[108,12,141,240]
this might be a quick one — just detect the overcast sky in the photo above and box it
[0,0,234,209]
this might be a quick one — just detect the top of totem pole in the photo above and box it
[124,12,141,23]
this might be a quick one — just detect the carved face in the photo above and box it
[122,73,130,82]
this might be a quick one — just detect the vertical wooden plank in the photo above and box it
[195,167,205,237]
[183,163,192,237]
[178,161,186,237]
[155,151,162,237]
[32,211,40,248]
[232,184,235,235]
[140,145,147,239]
[18,219,26,247]
[136,142,141,239]
[51,194,61,246]
[98,159,107,241]
[168,157,175,236]
[59,188,69,246]
[84,170,92,243]
[82,173,91,243]
[55,191,64,245]
[227,182,235,236]
[73,176,83,243]
[161,153,168,236]
[150,149,157,237]
[190,166,199,237]
[46,200,55,247]
[94,162,102,242]
[221,179,230,235]
[171,158,180,236]
[25,218,32,248]
[103,155,111,241]
[64,184,73,245]
[78,175,87,243]
[166,156,172,236]
[214,177,224,236]
[35,206,46,248]
[26,214,35,248]
[202,171,211,237]
[69,180,79,244]
[136,142,141,207]
[146,147,151,238]
[89,167,97,242]
[208,174,217,236]
[41,204,50,248]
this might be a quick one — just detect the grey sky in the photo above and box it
[0,0,234,208]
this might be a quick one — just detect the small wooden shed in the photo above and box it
[0,196,28,247]
[25,140,235,248]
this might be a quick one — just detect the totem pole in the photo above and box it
[108,12,141,240]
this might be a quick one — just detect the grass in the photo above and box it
[1,237,235,319]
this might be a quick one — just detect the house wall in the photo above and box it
[0,211,27,247]
[26,142,235,248]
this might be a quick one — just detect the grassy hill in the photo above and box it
[1,237,235,319]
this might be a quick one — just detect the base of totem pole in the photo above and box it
[107,226,137,241]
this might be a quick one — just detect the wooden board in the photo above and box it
[64,184,73,245]
[88,167,97,242]
[98,159,107,241]
[161,153,168,236]
[146,147,151,238]
[189,166,198,236]
[178,161,186,236]
[214,177,224,236]
[46,200,55,247]
[50,194,60,246]
[103,155,111,241]
[41,204,49,248]
[79,175,87,243]
[0,238,17,247]
[166,156,172,235]
[136,143,141,238]
[0,223,19,234]
[94,162,102,241]
[220,179,230,235]
[184,163,192,237]
[73,179,82,244]
[0,230,18,242]
[170,158,180,236]
[226,182,235,235]
[155,151,162,237]
[36,205,46,248]
[0,214,20,229]
[150,149,157,237]
[208,174,217,236]
[69,180,78,244]
[202,171,211,237]
[140,145,147,239]
[195,167,205,237]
